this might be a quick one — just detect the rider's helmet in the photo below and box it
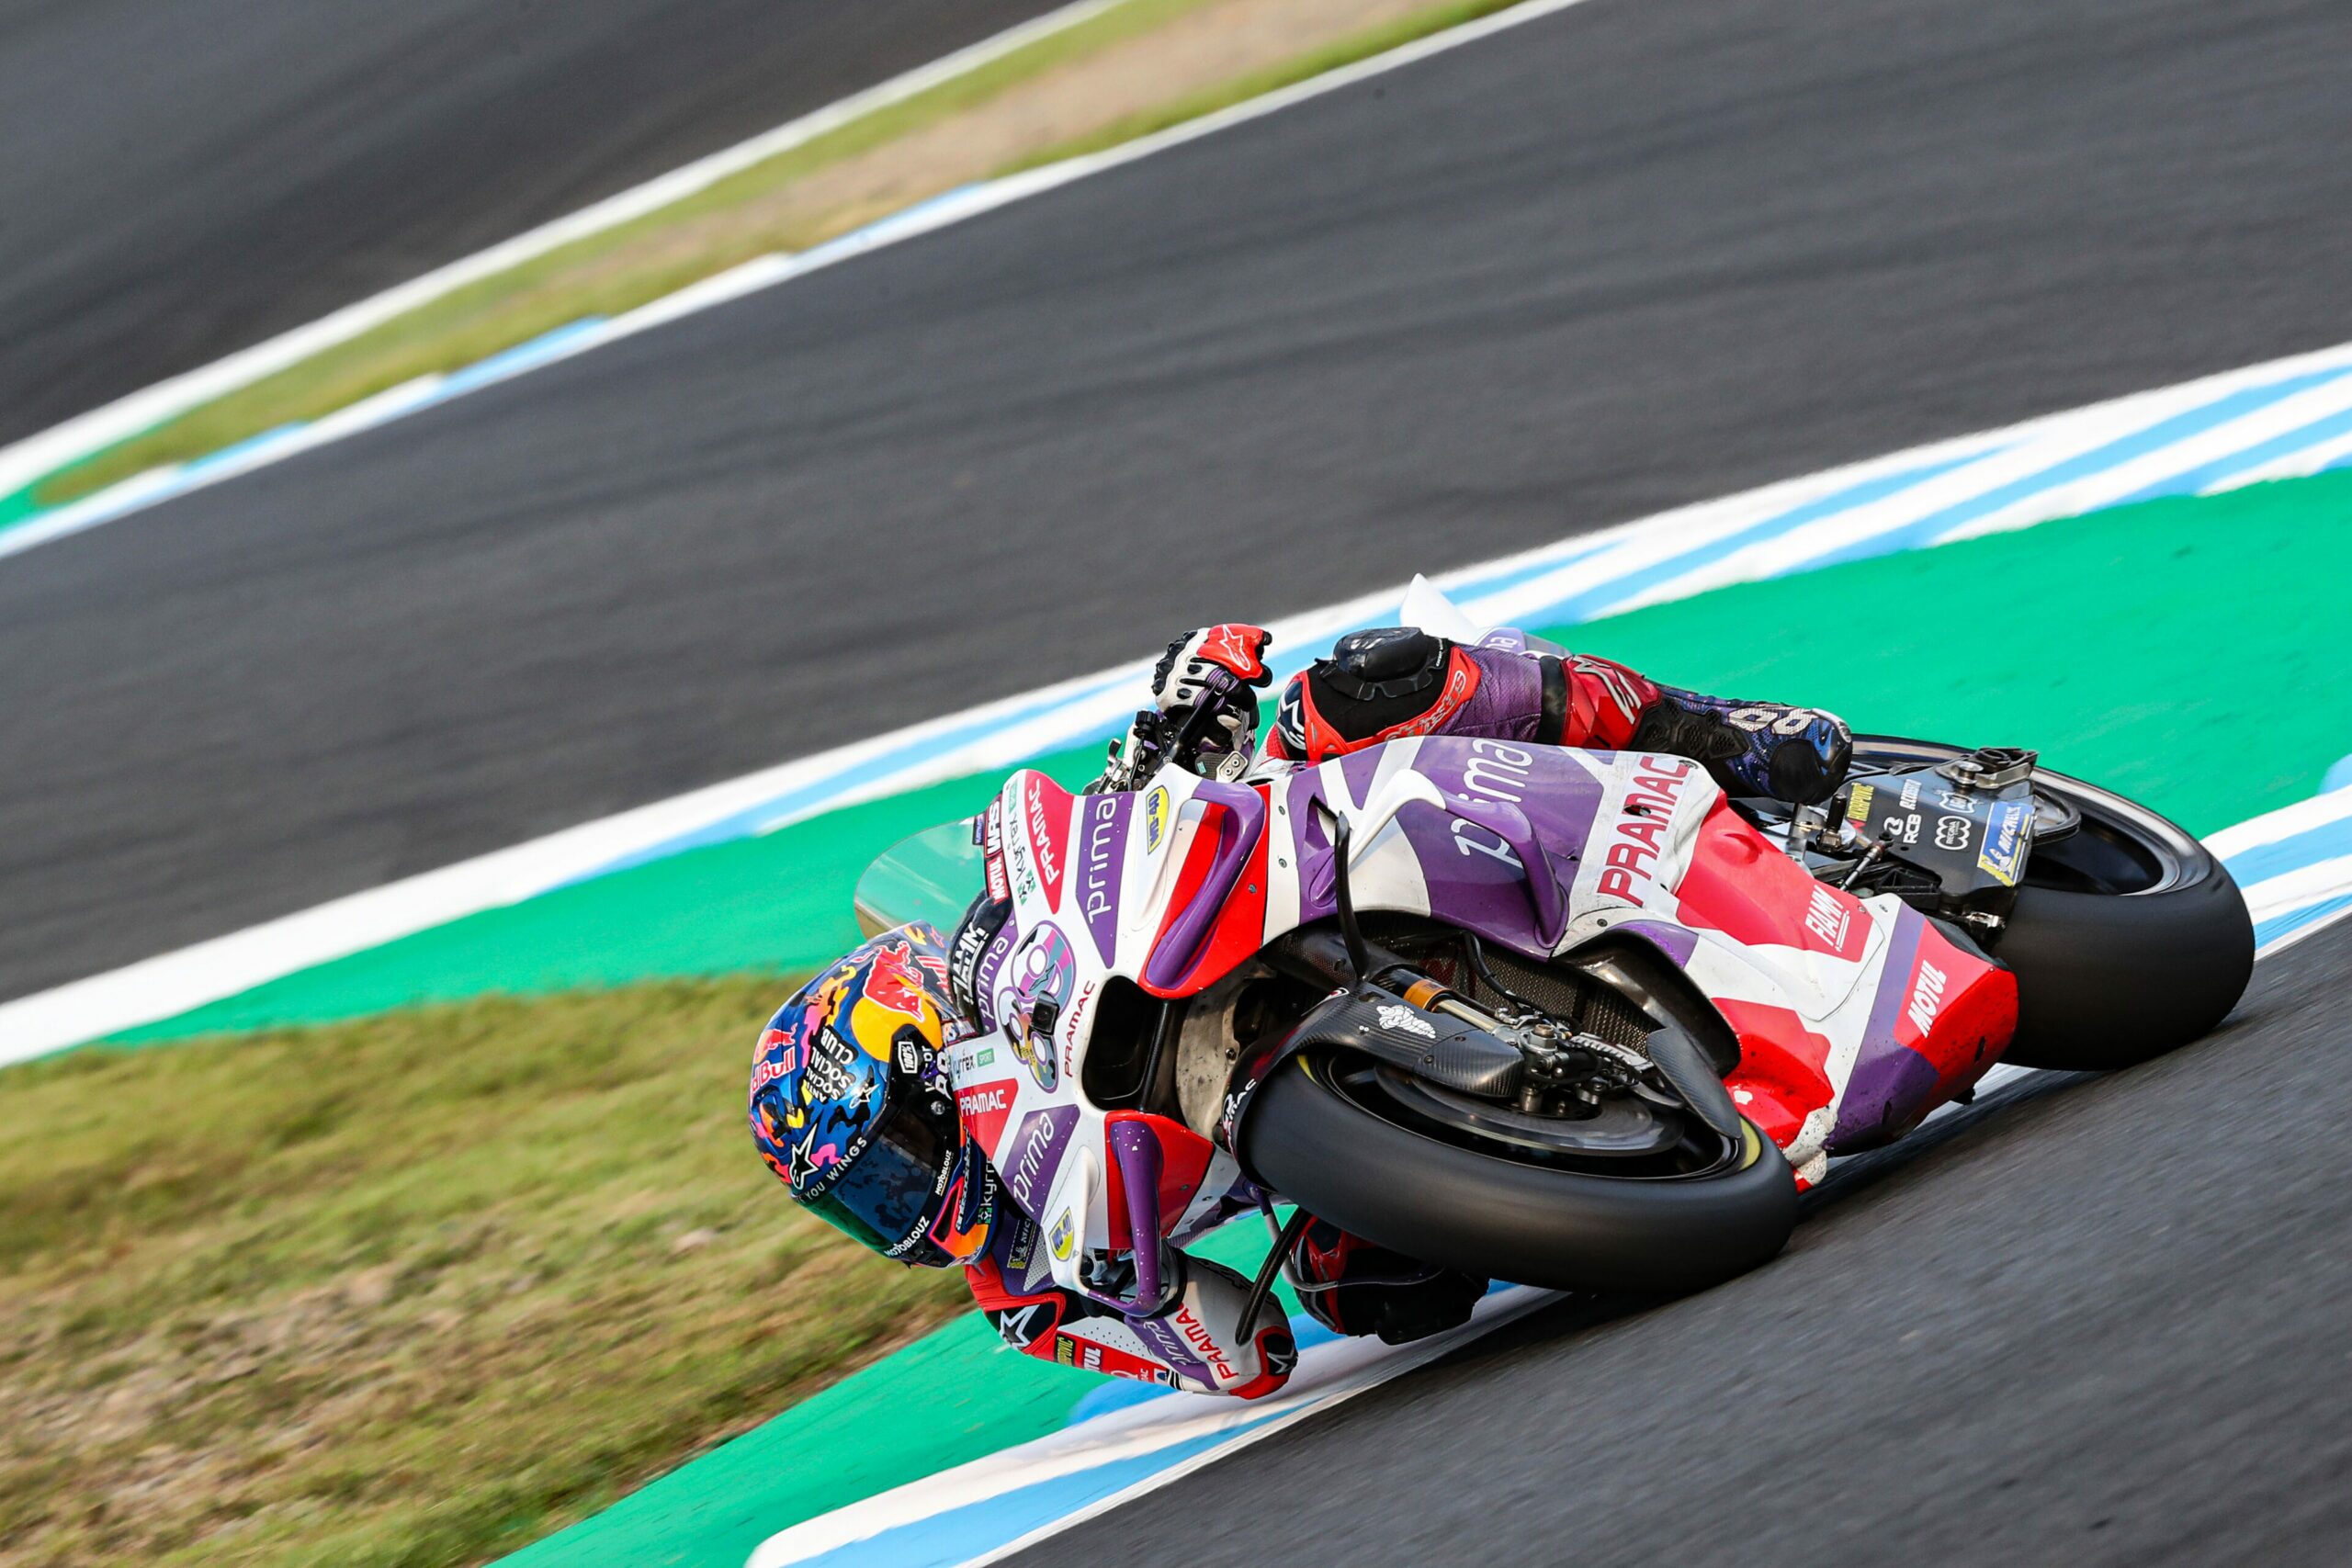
[749,923,995,1268]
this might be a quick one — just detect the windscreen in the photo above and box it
[853,818,986,938]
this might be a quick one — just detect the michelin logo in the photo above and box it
[1977,799,2030,886]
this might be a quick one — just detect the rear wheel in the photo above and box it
[1240,1053,1796,1295]
[1838,739,2254,1070]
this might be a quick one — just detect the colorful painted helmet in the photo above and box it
[749,923,995,1268]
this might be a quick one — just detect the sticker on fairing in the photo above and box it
[1977,799,2031,886]
[983,803,1011,902]
[1143,785,1170,853]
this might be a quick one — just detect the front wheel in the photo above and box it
[1239,1055,1797,1295]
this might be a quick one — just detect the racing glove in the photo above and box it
[1151,625,1275,763]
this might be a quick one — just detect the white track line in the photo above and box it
[0,0,1128,504]
[740,858,2352,1568]
[0,0,1604,548]
[6,339,2352,1065]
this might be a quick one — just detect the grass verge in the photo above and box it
[33,0,1532,510]
[0,977,961,1568]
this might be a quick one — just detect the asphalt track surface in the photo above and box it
[9,0,2352,1002]
[1016,918,2352,1568]
[0,0,1069,442]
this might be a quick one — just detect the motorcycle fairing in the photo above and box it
[1244,738,2015,1176]
[951,736,2015,1293]
[939,769,1267,1305]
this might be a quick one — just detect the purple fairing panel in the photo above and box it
[1827,903,1935,1154]
[1282,768,1341,927]
[1279,737,1610,961]
[1072,792,1132,965]
[1140,780,1266,990]
[1106,1117,1167,1309]
[1598,918,1701,969]
[1001,1104,1080,1218]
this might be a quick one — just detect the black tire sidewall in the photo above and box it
[1846,737,2254,1072]
[2000,864,2255,1069]
[1240,1057,1797,1296]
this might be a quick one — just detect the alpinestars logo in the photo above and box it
[1376,1004,1437,1039]
[996,1303,1053,1349]
[1274,681,1306,754]
[1197,624,1267,680]
[1568,654,1645,723]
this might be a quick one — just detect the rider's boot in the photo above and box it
[1289,1218,1487,1346]
[1630,685,1852,806]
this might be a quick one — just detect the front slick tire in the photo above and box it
[1241,1057,1797,1296]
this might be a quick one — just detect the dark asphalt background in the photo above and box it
[0,0,1069,443]
[7,0,2352,1004]
[1017,917,2352,1568]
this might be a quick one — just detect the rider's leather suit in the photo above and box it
[1262,625,1850,806]
[953,626,1849,1398]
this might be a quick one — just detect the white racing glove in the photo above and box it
[1150,625,1275,763]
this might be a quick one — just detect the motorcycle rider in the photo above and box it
[749,622,1849,1398]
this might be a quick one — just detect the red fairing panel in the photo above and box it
[1102,1111,1217,1249]
[1669,795,2017,1175]
[1674,801,1873,964]
[1877,918,2018,1131]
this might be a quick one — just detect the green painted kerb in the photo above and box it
[0,481,39,532]
[484,470,2352,1568]
[107,745,1109,1043]
[108,468,2352,1047]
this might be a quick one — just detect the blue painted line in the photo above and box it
[179,422,307,477]
[2256,892,2352,949]
[785,1414,1287,1568]
[431,318,609,399]
[2323,754,2352,795]
[557,672,1140,886]
[2110,400,2352,506]
[1063,1378,1175,1426]
[1792,367,2352,571]
[1447,534,1628,606]
[1521,450,1992,626]
[796,186,991,271]
[2222,813,2352,888]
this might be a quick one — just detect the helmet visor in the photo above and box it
[801,1089,960,1260]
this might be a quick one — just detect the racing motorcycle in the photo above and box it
[854,584,2255,1319]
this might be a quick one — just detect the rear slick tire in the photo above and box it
[1836,738,2254,1073]
[1998,863,2254,1071]
[1239,1057,1797,1296]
